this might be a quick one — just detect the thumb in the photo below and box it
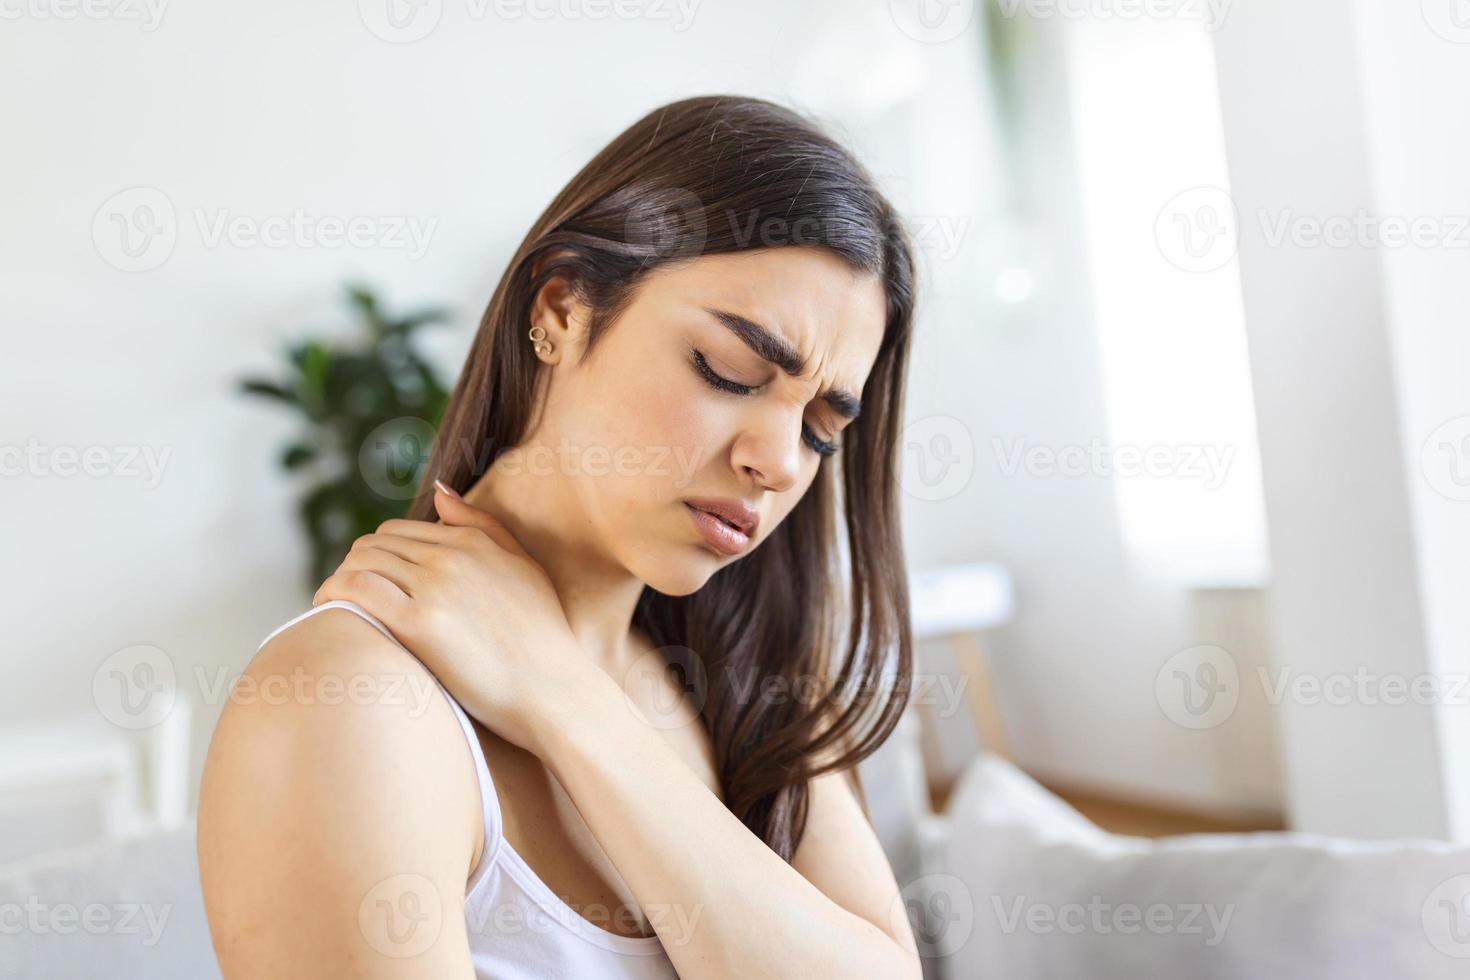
[432,479,531,558]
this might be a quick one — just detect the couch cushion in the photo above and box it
[933,755,1470,980]
[0,826,218,980]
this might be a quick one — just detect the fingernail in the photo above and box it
[433,478,462,499]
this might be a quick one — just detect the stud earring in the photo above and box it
[528,325,553,357]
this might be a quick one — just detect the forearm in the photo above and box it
[532,670,917,980]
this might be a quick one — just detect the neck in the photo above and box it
[460,461,648,674]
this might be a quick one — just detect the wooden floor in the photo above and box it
[929,773,1285,838]
[1042,782,1285,838]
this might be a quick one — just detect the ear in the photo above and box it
[527,250,585,362]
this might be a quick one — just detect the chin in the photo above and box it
[628,546,729,597]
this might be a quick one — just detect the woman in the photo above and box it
[198,94,921,978]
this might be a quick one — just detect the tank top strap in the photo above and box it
[256,600,505,892]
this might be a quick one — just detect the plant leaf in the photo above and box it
[239,378,298,405]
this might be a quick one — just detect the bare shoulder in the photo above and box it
[197,606,481,978]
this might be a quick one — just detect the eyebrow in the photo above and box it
[702,307,864,420]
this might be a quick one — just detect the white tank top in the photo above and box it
[257,599,680,979]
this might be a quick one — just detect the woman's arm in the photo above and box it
[529,669,921,979]
[309,490,921,977]
[197,609,482,979]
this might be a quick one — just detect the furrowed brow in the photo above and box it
[703,307,863,421]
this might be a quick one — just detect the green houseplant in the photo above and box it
[239,284,452,590]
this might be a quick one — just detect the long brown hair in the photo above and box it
[409,95,916,861]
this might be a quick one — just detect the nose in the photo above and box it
[731,405,802,494]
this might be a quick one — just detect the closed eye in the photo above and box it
[691,348,757,395]
[803,427,839,457]
[689,348,841,457]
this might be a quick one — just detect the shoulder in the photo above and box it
[210,604,467,773]
[197,606,481,975]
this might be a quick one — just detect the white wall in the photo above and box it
[1207,0,1470,839]
[10,1,1448,836]
[0,1,1017,811]
[1351,0,1470,841]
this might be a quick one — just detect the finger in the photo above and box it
[373,517,462,543]
[351,532,437,565]
[312,569,411,616]
[431,481,530,559]
[328,546,421,600]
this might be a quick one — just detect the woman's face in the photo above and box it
[526,246,888,596]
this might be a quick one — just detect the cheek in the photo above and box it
[574,368,721,498]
